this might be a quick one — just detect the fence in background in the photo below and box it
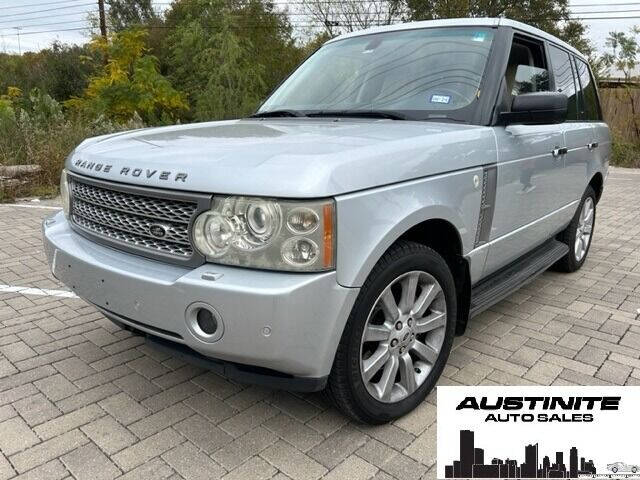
[600,88,640,143]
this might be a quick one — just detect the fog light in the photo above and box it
[196,308,218,335]
[185,302,224,343]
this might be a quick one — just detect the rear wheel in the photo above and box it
[325,241,456,424]
[554,186,596,273]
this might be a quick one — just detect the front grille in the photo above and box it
[73,200,190,246]
[71,180,196,223]
[69,176,204,263]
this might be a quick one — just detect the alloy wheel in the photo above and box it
[574,197,594,262]
[359,270,447,403]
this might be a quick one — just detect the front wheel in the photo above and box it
[325,241,457,424]
[554,186,596,273]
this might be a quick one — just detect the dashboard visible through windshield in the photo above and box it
[258,27,496,122]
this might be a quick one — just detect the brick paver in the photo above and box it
[0,168,639,479]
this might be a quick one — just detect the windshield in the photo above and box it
[259,27,495,121]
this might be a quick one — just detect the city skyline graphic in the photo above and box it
[445,430,597,479]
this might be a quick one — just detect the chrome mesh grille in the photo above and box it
[70,178,198,259]
[71,180,195,223]
[73,215,194,257]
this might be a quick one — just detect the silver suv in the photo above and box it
[43,18,610,423]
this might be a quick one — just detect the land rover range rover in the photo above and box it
[43,18,610,423]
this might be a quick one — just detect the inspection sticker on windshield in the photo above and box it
[430,94,451,104]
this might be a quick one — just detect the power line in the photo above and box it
[154,0,640,6]
[0,9,634,27]
[0,26,91,36]
[0,2,95,19]
[0,7,630,23]
[0,10,97,29]
[0,0,87,10]
[3,14,640,37]
[148,0,640,8]
[570,1,640,6]
[3,5,640,38]
[0,19,88,30]
[0,10,96,26]
[569,8,640,14]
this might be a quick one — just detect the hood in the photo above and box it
[68,118,496,198]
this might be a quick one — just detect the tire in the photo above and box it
[632,467,637,474]
[612,467,618,473]
[554,185,596,273]
[325,241,457,424]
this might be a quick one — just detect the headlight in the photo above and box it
[60,169,70,218]
[193,196,335,272]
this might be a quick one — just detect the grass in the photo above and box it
[0,119,98,201]
[611,139,640,169]
[0,106,142,202]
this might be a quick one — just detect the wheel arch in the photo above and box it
[589,171,604,203]
[397,218,471,335]
[347,214,472,336]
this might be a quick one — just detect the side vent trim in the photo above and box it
[474,165,497,248]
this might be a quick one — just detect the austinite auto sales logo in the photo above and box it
[437,386,640,479]
[456,395,620,423]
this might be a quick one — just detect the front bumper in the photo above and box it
[42,212,359,385]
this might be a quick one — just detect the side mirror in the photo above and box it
[499,92,568,125]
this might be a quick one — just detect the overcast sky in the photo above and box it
[0,0,637,61]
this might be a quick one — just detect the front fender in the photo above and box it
[335,167,485,287]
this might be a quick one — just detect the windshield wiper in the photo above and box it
[306,110,406,120]
[250,109,305,118]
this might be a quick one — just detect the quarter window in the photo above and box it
[574,58,601,121]
[504,36,549,98]
[548,45,578,120]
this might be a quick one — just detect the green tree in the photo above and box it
[605,28,639,80]
[296,0,403,37]
[230,0,305,96]
[66,29,187,123]
[107,0,159,32]
[87,1,167,68]
[0,43,97,103]
[300,0,592,55]
[192,17,265,120]
[398,0,590,53]
[561,21,593,57]
[399,0,568,31]
[165,0,303,120]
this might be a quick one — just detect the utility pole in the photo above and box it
[98,0,107,39]
[13,27,22,55]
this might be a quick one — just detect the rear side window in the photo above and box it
[548,45,578,120]
[574,58,601,121]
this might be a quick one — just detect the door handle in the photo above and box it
[552,147,568,158]
[587,142,599,150]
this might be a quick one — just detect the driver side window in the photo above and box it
[505,36,549,98]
